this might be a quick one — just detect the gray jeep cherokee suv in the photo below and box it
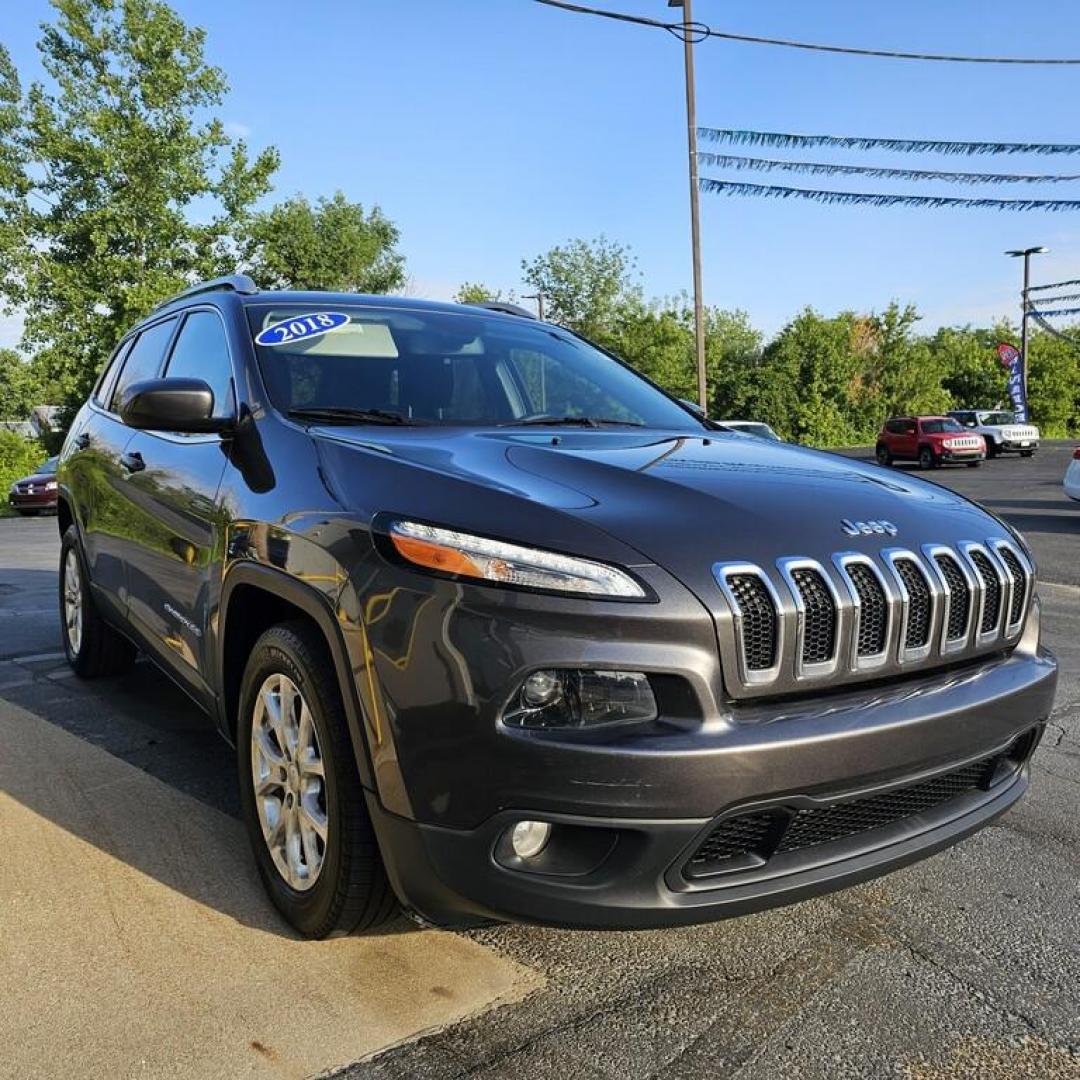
[56,275,1058,937]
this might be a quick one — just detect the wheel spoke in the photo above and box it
[299,800,328,841]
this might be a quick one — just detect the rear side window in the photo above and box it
[93,338,134,408]
[109,318,178,412]
[885,419,909,434]
[164,310,235,419]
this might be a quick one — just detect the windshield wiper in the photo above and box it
[287,406,419,426]
[498,415,644,428]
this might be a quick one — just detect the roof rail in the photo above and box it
[153,273,259,311]
[473,300,538,320]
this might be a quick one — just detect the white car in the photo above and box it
[1065,447,1080,502]
[947,410,1039,458]
[721,420,782,441]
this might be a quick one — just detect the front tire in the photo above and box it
[986,441,999,459]
[1020,449,1035,458]
[875,444,892,467]
[237,621,395,938]
[919,446,936,470]
[59,525,137,677]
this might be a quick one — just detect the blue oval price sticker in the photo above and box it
[255,311,350,347]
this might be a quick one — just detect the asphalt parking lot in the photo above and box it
[0,443,1077,1079]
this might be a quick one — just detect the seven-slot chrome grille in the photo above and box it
[713,536,1033,698]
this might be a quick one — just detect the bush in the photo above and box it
[0,430,49,508]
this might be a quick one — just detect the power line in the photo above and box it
[699,177,1080,211]
[699,128,1080,157]
[532,0,1080,63]
[697,152,1080,185]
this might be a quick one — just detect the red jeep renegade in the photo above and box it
[876,416,986,470]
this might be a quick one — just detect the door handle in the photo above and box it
[74,432,90,450]
[120,451,145,473]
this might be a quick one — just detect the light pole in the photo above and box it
[668,0,708,412]
[1005,245,1048,410]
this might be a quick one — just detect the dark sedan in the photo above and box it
[8,456,59,515]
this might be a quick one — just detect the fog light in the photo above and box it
[503,668,658,729]
[522,669,562,708]
[511,820,551,859]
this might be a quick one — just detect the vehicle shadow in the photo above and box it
[0,571,415,939]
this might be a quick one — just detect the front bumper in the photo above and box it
[8,491,57,511]
[1001,440,1038,452]
[370,639,1057,929]
[939,449,985,463]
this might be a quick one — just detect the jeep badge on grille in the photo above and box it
[841,519,898,537]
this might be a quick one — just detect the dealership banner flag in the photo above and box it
[996,342,1029,422]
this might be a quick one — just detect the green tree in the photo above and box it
[521,236,640,339]
[1,0,279,403]
[1027,330,1080,435]
[453,282,515,305]
[0,45,28,307]
[933,326,1009,409]
[242,191,405,294]
[0,349,45,419]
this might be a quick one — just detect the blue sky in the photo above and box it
[4,0,1080,348]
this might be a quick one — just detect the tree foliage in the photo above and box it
[242,191,405,294]
[0,0,279,402]
[453,282,515,305]
[521,236,640,340]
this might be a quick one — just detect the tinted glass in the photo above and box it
[885,419,909,434]
[246,305,704,431]
[979,411,1015,425]
[94,338,133,408]
[164,310,235,419]
[110,318,178,411]
[921,418,963,434]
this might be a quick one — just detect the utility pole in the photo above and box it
[1005,246,1048,413]
[669,0,708,412]
[523,292,545,321]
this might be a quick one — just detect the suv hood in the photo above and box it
[316,427,1006,595]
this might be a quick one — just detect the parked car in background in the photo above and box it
[1065,447,1080,502]
[8,455,59,515]
[876,417,985,470]
[947,410,1039,458]
[720,420,782,441]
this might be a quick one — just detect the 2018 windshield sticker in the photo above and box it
[255,311,351,346]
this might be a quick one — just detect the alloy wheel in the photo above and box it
[250,673,328,891]
[62,548,83,657]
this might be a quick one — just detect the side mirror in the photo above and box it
[119,378,231,434]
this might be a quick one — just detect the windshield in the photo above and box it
[978,411,1017,426]
[921,419,964,434]
[246,304,705,431]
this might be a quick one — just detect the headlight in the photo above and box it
[388,520,646,598]
[45,480,57,491]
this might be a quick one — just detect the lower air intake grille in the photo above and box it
[969,549,1002,633]
[894,558,931,649]
[791,567,836,664]
[997,546,1027,626]
[728,574,777,670]
[935,554,970,641]
[848,563,887,656]
[684,734,1036,880]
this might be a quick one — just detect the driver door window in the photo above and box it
[163,310,235,420]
